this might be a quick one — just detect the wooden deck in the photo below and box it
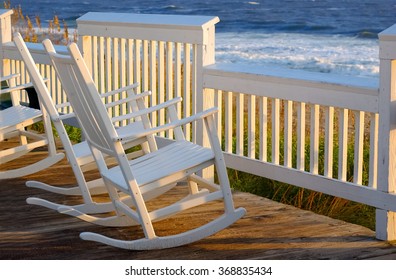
[1,139,396,260]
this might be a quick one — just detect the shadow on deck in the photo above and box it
[1,140,396,260]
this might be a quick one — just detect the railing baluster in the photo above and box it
[119,38,127,126]
[134,39,141,93]
[369,113,379,188]
[158,41,165,137]
[272,98,280,164]
[225,91,233,154]
[310,104,320,174]
[259,96,268,162]
[236,92,244,156]
[214,89,223,145]
[92,36,98,87]
[175,42,182,120]
[354,111,365,185]
[297,102,306,171]
[149,40,157,127]
[324,106,334,177]
[248,94,256,159]
[98,37,105,94]
[127,39,134,88]
[166,41,174,139]
[338,108,348,181]
[112,38,119,119]
[183,43,191,140]
[142,40,149,95]
[284,100,293,167]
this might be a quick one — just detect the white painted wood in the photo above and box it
[310,104,320,174]
[369,113,379,188]
[376,33,396,240]
[338,108,348,181]
[272,98,280,164]
[324,106,334,178]
[149,40,157,127]
[175,42,182,120]
[99,37,105,95]
[236,92,244,156]
[158,41,165,137]
[183,43,191,140]
[119,38,127,126]
[284,100,293,167]
[297,102,306,171]
[353,111,365,185]
[224,153,396,212]
[248,94,256,159]
[47,40,244,249]
[166,41,174,139]
[259,96,268,162]
[112,38,119,119]
[0,9,13,77]
[134,39,142,94]
[225,91,233,154]
[214,89,222,144]
[77,12,220,44]
[0,37,64,179]
[204,64,379,113]
[142,40,149,95]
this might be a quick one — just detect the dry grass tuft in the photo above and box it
[4,0,77,44]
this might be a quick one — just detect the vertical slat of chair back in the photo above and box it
[43,40,117,156]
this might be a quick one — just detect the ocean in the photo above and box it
[8,0,396,79]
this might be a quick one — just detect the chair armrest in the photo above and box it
[0,82,34,95]
[114,107,218,142]
[99,83,139,98]
[0,77,49,95]
[0,73,20,82]
[104,91,151,109]
[55,101,71,109]
[111,97,182,123]
[57,112,76,121]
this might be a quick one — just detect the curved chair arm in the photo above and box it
[111,97,182,123]
[114,106,218,142]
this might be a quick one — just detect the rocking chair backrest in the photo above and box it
[13,33,65,125]
[43,40,118,157]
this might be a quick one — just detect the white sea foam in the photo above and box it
[216,32,379,79]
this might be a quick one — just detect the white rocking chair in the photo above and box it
[0,72,64,179]
[43,39,246,250]
[13,32,176,226]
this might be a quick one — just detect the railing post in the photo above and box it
[195,19,217,181]
[377,25,396,241]
[0,9,14,77]
[77,35,93,76]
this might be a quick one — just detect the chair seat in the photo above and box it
[0,105,42,130]
[104,140,215,191]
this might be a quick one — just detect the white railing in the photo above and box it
[1,9,396,241]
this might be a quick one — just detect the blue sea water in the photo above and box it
[9,0,396,78]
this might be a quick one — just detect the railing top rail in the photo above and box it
[204,63,379,112]
[205,63,379,91]
[77,12,219,44]
[2,41,68,65]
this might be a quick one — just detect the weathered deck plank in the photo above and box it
[1,140,396,260]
